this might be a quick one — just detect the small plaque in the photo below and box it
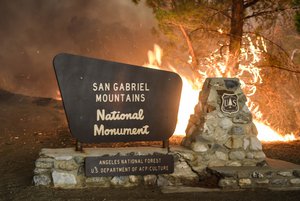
[85,155,174,177]
[53,53,182,143]
[221,93,239,114]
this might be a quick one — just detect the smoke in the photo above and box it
[0,0,158,98]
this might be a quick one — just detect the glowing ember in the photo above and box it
[143,42,296,142]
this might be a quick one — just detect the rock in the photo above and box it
[230,126,244,135]
[143,175,157,186]
[52,170,77,187]
[35,158,54,169]
[177,151,196,162]
[214,127,229,144]
[224,137,243,149]
[226,161,242,167]
[238,171,250,178]
[215,151,228,161]
[253,151,266,159]
[293,170,300,177]
[241,104,251,114]
[251,171,264,179]
[157,175,172,187]
[77,166,84,175]
[111,176,129,186]
[54,155,72,161]
[33,174,51,186]
[129,175,142,184]
[233,113,251,124]
[208,160,226,167]
[194,102,202,113]
[239,178,252,187]
[290,178,300,185]
[271,178,288,186]
[265,171,274,178]
[209,167,237,177]
[229,151,245,160]
[34,168,50,175]
[249,137,262,151]
[74,156,84,164]
[278,171,293,177]
[243,138,250,150]
[246,152,254,159]
[255,179,269,185]
[191,142,209,153]
[250,123,258,136]
[54,159,78,171]
[207,105,216,113]
[242,160,257,166]
[85,177,111,187]
[219,118,233,130]
[207,88,218,104]
[218,179,238,188]
[217,111,225,118]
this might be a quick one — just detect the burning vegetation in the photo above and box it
[144,42,297,142]
[139,0,300,142]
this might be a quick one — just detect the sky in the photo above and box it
[0,0,158,97]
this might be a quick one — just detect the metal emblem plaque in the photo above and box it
[221,93,239,114]
[53,53,182,143]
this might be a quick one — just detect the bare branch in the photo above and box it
[205,6,231,19]
[258,65,300,74]
[178,24,198,69]
[244,31,292,62]
[244,6,300,20]
[190,27,229,37]
[244,0,259,9]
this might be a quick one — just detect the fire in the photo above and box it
[55,90,62,101]
[143,42,296,142]
[254,120,296,142]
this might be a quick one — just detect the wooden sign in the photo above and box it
[85,155,174,177]
[53,53,182,143]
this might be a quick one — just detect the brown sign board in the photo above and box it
[53,53,182,143]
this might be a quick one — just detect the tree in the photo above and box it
[137,0,299,75]
[295,0,300,33]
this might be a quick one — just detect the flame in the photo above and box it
[254,120,296,142]
[55,90,62,101]
[143,41,296,142]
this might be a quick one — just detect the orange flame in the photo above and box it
[143,42,296,142]
[55,90,62,101]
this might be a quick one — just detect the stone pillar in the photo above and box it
[182,78,266,167]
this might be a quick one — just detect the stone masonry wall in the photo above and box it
[33,147,200,188]
[33,147,300,190]
[182,78,265,169]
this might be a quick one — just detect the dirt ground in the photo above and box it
[0,89,300,201]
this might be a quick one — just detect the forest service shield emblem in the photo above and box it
[221,93,239,114]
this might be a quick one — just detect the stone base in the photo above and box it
[209,158,300,189]
[33,146,300,190]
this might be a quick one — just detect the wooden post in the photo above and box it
[163,139,169,151]
[76,140,83,152]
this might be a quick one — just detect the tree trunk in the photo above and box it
[178,24,198,70]
[227,0,244,75]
